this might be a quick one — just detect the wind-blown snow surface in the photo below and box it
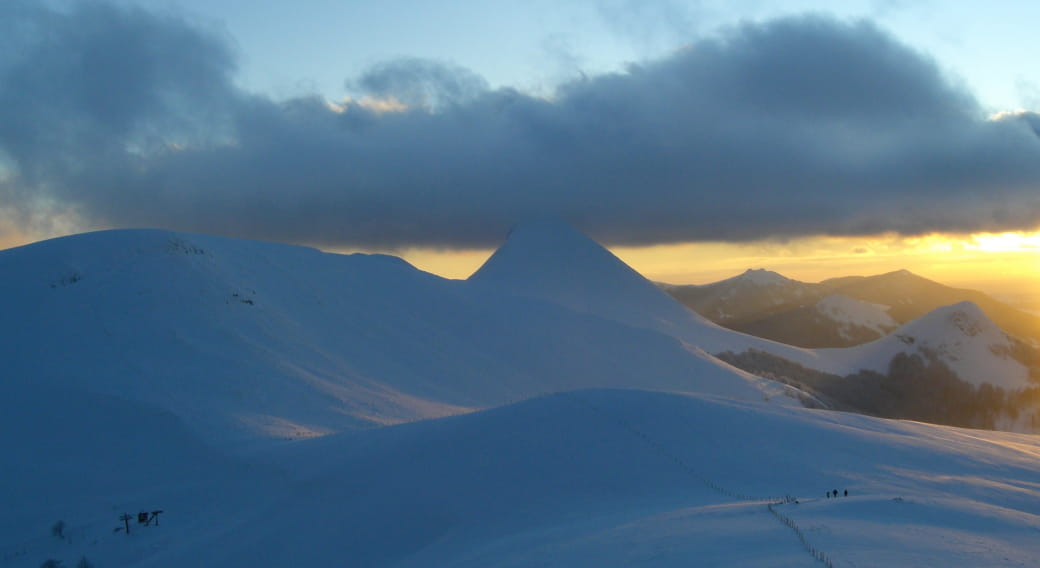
[7,389,1040,567]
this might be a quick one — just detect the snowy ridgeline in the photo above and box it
[0,227,798,447]
[715,300,1040,432]
[2,224,1040,566]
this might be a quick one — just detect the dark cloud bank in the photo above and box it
[1,1,1038,249]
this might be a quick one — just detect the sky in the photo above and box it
[1,0,1038,297]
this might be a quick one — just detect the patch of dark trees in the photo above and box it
[1007,339,1040,383]
[717,349,1040,431]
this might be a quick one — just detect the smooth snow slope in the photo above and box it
[9,388,1040,567]
[0,229,791,447]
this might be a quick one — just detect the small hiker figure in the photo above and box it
[844,490,848,497]
[826,491,831,498]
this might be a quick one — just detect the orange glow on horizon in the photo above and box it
[967,231,1040,253]
[393,230,1040,299]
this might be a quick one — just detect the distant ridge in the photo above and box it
[820,270,1039,339]
[736,294,898,348]
[663,268,1040,348]
[663,269,821,328]
[724,268,793,286]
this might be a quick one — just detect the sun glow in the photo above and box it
[966,231,1040,253]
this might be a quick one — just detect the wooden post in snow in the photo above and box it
[119,513,133,535]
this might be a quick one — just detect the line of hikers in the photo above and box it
[826,489,848,498]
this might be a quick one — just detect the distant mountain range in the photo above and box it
[661,268,1040,349]
[658,267,1040,430]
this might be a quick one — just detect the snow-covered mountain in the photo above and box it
[663,268,821,325]
[473,222,1040,433]
[467,222,1040,398]
[724,299,1039,408]
[824,270,1040,350]
[663,268,1040,349]
[468,223,1040,397]
[818,301,1031,390]
[5,225,1040,567]
[468,220,814,361]
[470,220,706,329]
[0,228,793,447]
[15,222,1030,442]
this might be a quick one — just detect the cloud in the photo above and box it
[349,58,490,111]
[1,3,1038,249]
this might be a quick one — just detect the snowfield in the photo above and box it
[6,389,1040,567]
[3,225,1039,567]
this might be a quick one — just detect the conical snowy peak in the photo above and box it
[469,221,819,363]
[469,220,686,323]
[470,220,631,284]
